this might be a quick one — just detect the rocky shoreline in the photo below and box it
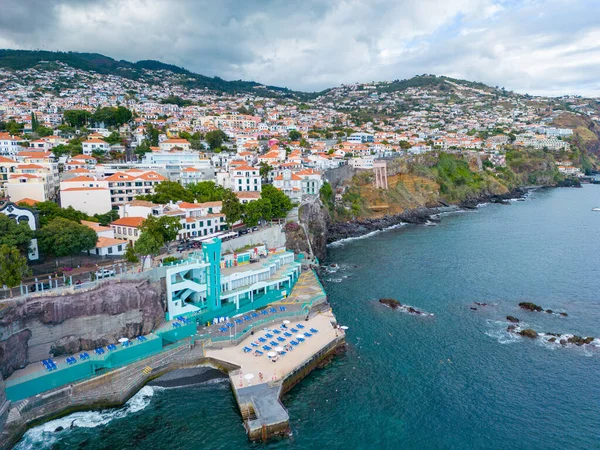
[326,187,529,244]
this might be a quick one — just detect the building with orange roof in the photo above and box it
[105,171,166,207]
[81,221,128,256]
[159,138,191,152]
[0,132,22,156]
[110,216,146,244]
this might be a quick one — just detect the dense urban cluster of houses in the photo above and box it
[0,63,590,257]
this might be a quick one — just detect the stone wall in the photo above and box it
[0,280,166,379]
[324,164,356,188]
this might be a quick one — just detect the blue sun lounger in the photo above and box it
[263,345,272,351]
[280,351,287,356]
[304,332,312,337]
[243,347,252,353]
[251,312,259,318]
[254,350,263,356]
[277,336,286,342]
[107,344,117,351]
[279,306,286,311]
[258,337,267,343]
[296,324,305,329]
[265,333,273,338]
[284,332,292,337]
[235,319,243,324]
[270,340,278,346]
[297,337,305,343]
[251,342,259,347]
[290,340,299,346]
[269,307,276,313]
[272,329,281,334]
[261,310,268,315]
[310,328,318,333]
[290,328,298,333]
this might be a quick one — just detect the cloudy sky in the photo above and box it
[1,0,599,96]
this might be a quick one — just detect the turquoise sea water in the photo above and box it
[17,185,600,449]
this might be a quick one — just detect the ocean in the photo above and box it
[16,184,600,450]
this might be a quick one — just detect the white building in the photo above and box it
[82,138,110,155]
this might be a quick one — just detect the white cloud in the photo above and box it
[0,0,599,95]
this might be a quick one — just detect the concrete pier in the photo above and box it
[206,311,345,441]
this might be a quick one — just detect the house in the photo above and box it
[81,220,128,256]
[110,216,146,244]
[230,165,261,192]
[159,138,191,152]
[82,138,110,155]
[105,171,166,207]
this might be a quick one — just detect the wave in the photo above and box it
[15,386,156,450]
[327,223,406,247]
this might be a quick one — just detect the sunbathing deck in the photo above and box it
[206,311,340,386]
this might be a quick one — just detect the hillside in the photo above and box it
[0,49,308,98]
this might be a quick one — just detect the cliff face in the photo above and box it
[0,280,165,378]
[285,198,331,261]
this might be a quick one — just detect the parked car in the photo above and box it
[252,226,258,232]
[30,282,51,292]
[95,269,116,279]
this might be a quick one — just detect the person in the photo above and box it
[259,372,263,381]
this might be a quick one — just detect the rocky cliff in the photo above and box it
[0,280,165,378]
[285,197,331,261]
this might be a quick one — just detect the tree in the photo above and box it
[137,181,194,203]
[147,125,160,146]
[104,131,122,145]
[261,184,292,218]
[0,214,34,254]
[36,126,53,137]
[134,231,162,270]
[288,130,302,141]
[38,218,98,261]
[134,140,152,157]
[31,112,40,132]
[205,129,228,151]
[0,245,31,296]
[140,215,182,250]
[124,242,139,263]
[63,110,91,128]
[221,189,244,227]
[259,162,273,181]
[187,181,226,202]
[92,209,119,226]
[34,201,90,226]
[243,198,272,226]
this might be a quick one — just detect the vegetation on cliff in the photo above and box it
[327,149,567,222]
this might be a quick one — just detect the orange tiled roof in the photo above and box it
[111,217,145,227]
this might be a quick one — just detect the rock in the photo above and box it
[546,332,562,337]
[506,316,520,323]
[54,426,64,432]
[545,309,553,314]
[559,312,568,317]
[560,339,567,346]
[379,298,402,309]
[519,302,543,312]
[567,335,595,346]
[470,307,477,310]
[507,325,517,332]
[474,302,488,307]
[548,337,556,343]
[519,329,538,339]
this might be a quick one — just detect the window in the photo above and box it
[134,229,138,236]
[118,245,122,252]
[117,227,122,234]
[128,228,132,236]
[108,247,113,254]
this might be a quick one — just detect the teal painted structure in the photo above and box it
[5,322,198,402]
[203,238,222,309]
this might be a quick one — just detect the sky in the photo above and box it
[1,0,599,96]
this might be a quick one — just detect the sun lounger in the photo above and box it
[290,328,298,333]
[304,332,312,337]
[235,319,243,324]
[296,324,305,329]
[108,344,117,351]
[272,329,281,334]
[243,347,252,353]
[261,310,268,315]
[254,350,263,355]
[263,345,272,351]
[243,315,250,321]
[251,312,259,318]
[277,337,286,342]
[95,348,103,355]
[251,342,259,347]
[265,333,273,338]
[290,340,298,346]
[269,308,276,313]
[280,351,287,356]
[284,332,292,337]
[297,337,305,343]
[279,306,286,311]
[310,328,318,333]
[258,337,267,343]
[270,341,278,346]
